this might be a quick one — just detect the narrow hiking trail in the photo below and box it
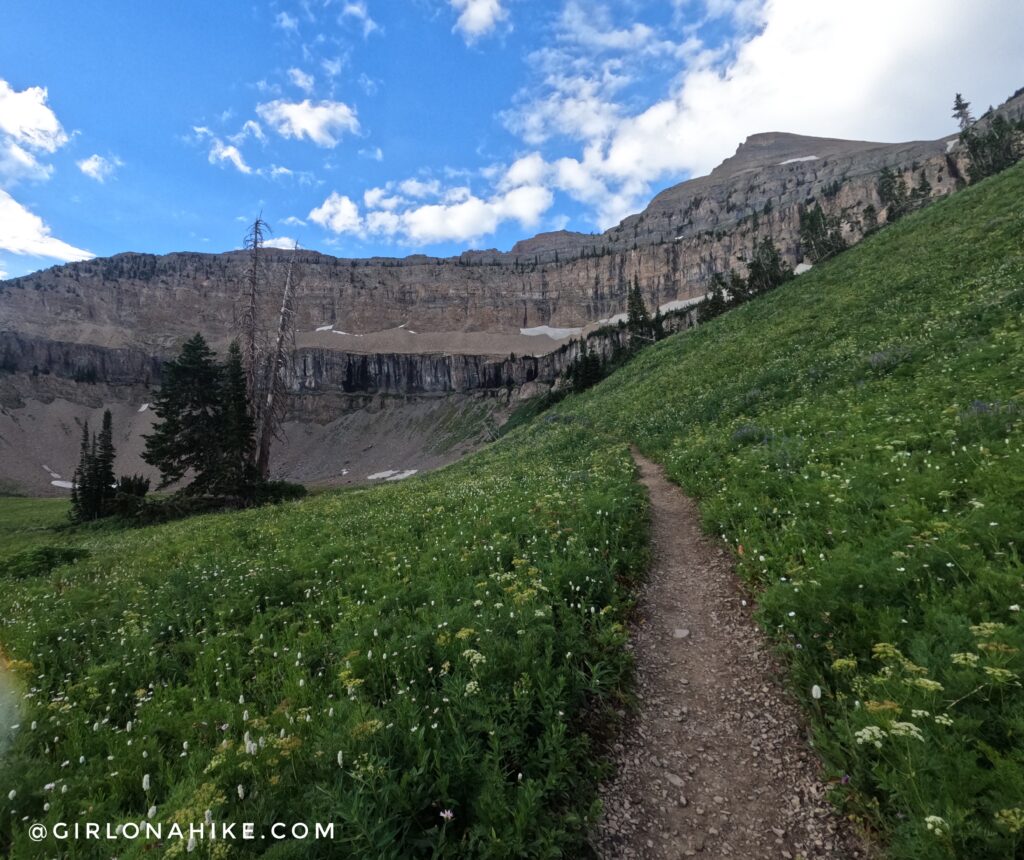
[594,453,868,859]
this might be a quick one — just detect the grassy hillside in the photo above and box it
[565,162,1024,856]
[1,163,1022,858]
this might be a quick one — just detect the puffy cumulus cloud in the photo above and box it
[342,1,381,38]
[309,192,362,233]
[504,0,1024,227]
[0,79,71,187]
[450,0,508,43]
[263,236,299,249]
[309,178,553,245]
[0,189,92,261]
[76,154,122,182]
[256,98,360,147]
[287,68,315,94]
[0,80,68,154]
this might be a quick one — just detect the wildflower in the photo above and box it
[7,790,15,801]
[983,666,1019,684]
[237,784,245,800]
[831,657,857,672]
[337,751,344,768]
[1011,605,1021,613]
[995,807,1024,834]
[465,680,480,696]
[142,773,150,792]
[854,725,887,748]
[933,714,954,726]
[440,809,454,821]
[811,685,822,700]
[187,835,197,853]
[908,678,943,693]
[462,649,487,667]
[924,815,948,836]
[889,721,925,742]
[951,652,979,667]
[970,622,1006,638]
[148,805,157,819]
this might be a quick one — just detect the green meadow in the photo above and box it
[2,163,1023,858]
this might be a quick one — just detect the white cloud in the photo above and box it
[0,79,71,187]
[503,0,1024,228]
[0,140,53,185]
[309,192,362,233]
[310,179,553,245]
[256,98,360,147]
[450,0,508,43]
[287,67,315,94]
[76,154,122,182]
[322,57,344,78]
[282,215,307,226]
[264,236,298,249]
[342,1,381,37]
[228,120,266,145]
[399,177,441,198]
[0,80,68,154]
[194,127,252,173]
[275,11,299,31]
[0,189,93,261]
[359,145,384,161]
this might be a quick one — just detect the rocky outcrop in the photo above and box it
[8,87,1024,358]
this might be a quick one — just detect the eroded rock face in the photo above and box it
[7,112,1009,356]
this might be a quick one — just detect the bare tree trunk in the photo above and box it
[241,217,267,439]
[255,245,298,478]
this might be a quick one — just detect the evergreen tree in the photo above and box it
[798,203,846,263]
[143,333,223,493]
[217,340,258,496]
[878,167,910,222]
[952,93,974,131]
[745,237,793,296]
[626,277,652,341]
[70,421,89,522]
[961,114,1024,183]
[95,410,116,501]
[861,204,879,235]
[652,308,666,341]
[700,273,730,321]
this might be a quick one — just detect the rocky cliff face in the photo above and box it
[2,88,1021,494]
[11,102,1021,354]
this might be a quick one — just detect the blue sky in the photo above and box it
[1,0,1022,279]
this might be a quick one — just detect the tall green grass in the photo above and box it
[562,163,1024,857]
[0,428,646,858]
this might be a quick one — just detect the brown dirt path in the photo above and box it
[593,453,869,859]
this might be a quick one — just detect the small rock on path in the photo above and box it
[592,452,869,859]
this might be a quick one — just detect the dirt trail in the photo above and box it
[594,453,868,859]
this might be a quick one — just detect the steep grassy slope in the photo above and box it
[564,162,1024,856]
[1,163,1022,858]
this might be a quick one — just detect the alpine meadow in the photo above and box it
[1,155,1022,858]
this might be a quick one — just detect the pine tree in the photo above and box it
[861,204,879,235]
[746,237,793,296]
[218,340,257,496]
[626,277,651,341]
[143,333,223,493]
[700,274,730,321]
[70,421,90,522]
[95,410,116,503]
[952,93,974,131]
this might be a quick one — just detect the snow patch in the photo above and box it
[779,155,818,165]
[946,139,958,153]
[51,480,74,490]
[520,325,582,339]
[794,262,814,275]
[316,324,333,332]
[367,468,419,482]
[331,330,350,336]
[138,403,151,413]
[658,297,703,314]
[42,464,62,479]
[594,312,628,327]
